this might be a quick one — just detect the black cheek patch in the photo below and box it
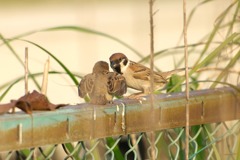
[123,59,128,66]
[115,65,122,74]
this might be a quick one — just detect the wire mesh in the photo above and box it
[1,120,239,160]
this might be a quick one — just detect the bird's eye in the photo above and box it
[119,58,122,61]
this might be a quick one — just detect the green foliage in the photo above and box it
[166,75,199,93]
[166,74,183,93]
[62,142,81,160]
[22,39,79,86]
[211,49,240,88]
[190,76,199,91]
[106,137,124,160]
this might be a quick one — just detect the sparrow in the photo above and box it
[78,61,127,105]
[109,53,186,98]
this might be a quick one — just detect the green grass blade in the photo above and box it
[211,50,240,88]
[235,134,240,160]
[1,25,143,58]
[226,1,240,37]
[177,0,214,44]
[203,125,221,160]
[0,78,21,102]
[0,34,41,90]
[44,26,143,58]
[138,42,207,64]
[191,33,239,74]
[106,137,124,160]
[168,32,239,93]
[38,145,57,160]
[18,149,33,159]
[20,39,79,86]
[0,71,73,102]
[63,143,81,160]
[190,125,206,160]
[195,80,240,92]
[166,75,183,93]
[194,1,238,66]
[138,42,209,72]
[0,34,22,65]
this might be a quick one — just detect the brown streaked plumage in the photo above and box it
[109,53,186,98]
[78,61,127,105]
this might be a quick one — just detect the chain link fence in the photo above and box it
[1,120,240,160]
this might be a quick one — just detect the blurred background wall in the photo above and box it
[0,0,231,104]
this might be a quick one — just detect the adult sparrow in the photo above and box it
[109,53,186,98]
[78,61,127,105]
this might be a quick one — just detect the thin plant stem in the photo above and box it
[149,0,154,99]
[0,34,41,90]
[149,0,156,159]
[41,57,50,95]
[183,0,189,159]
[25,47,29,94]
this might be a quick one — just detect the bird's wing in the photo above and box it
[107,72,127,96]
[78,74,95,98]
[153,72,168,83]
[130,62,150,81]
[131,62,167,83]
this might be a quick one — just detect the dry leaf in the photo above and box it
[0,90,66,115]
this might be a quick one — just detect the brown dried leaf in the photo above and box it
[0,90,67,115]
[17,90,51,111]
[15,90,66,113]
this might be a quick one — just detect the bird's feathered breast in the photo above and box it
[107,72,127,96]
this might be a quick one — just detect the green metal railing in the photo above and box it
[0,87,239,159]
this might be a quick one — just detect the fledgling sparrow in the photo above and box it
[78,61,127,105]
[109,53,186,98]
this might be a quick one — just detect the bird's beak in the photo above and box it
[110,61,117,68]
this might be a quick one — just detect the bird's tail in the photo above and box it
[163,67,191,78]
